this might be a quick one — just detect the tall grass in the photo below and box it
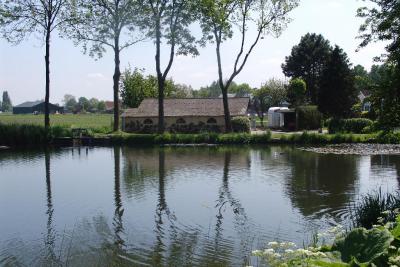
[0,123,72,146]
[350,189,400,229]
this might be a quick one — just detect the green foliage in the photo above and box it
[254,212,400,267]
[297,105,322,130]
[318,46,357,118]
[110,132,272,145]
[327,118,374,134]
[282,33,332,104]
[351,189,400,229]
[1,91,12,112]
[369,63,400,130]
[120,67,194,108]
[0,123,71,146]
[287,78,306,107]
[376,131,400,144]
[120,68,158,108]
[357,0,400,63]
[332,228,393,264]
[231,116,250,133]
[228,82,253,97]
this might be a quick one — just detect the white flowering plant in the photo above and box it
[252,213,400,267]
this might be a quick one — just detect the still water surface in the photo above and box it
[1,146,400,266]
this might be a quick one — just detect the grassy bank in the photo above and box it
[2,122,399,146]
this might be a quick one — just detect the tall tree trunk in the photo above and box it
[157,78,165,133]
[44,29,51,130]
[216,40,232,133]
[113,43,121,132]
[155,18,164,133]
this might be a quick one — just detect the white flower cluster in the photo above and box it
[252,241,332,266]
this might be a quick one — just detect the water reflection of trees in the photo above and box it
[284,150,359,218]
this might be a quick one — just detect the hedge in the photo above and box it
[327,118,374,134]
[231,116,251,133]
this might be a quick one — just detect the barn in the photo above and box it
[13,101,64,114]
[122,98,250,133]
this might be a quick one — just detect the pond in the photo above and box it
[1,146,399,266]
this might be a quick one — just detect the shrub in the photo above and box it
[327,118,374,134]
[296,106,322,130]
[231,116,250,133]
[376,131,400,144]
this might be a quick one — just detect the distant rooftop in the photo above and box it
[14,100,43,108]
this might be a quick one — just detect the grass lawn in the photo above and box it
[0,113,114,129]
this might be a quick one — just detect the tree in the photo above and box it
[78,97,90,111]
[89,98,99,111]
[252,87,270,127]
[170,83,194,98]
[318,46,357,118]
[98,101,106,112]
[0,0,70,129]
[287,78,306,107]
[64,0,142,131]
[364,63,400,129]
[352,64,371,93]
[63,94,77,112]
[357,0,400,129]
[120,68,157,108]
[199,0,298,132]
[228,83,253,97]
[357,0,400,64]
[195,81,223,98]
[139,0,198,133]
[1,91,12,112]
[282,33,332,105]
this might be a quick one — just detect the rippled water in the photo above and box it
[0,146,399,266]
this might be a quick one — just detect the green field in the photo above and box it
[0,113,114,129]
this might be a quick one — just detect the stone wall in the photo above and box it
[123,116,226,133]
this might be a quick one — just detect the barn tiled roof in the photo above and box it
[122,98,250,118]
[14,100,43,108]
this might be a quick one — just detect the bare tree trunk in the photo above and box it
[44,29,51,130]
[157,78,165,133]
[155,18,165,134]
[113,41,121,132]
[216,40,232,132]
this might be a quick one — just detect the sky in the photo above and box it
[0,0,387,105]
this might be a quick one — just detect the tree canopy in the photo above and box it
[318,46,356,118]
[282,33,332,105]
[1,91,12,112]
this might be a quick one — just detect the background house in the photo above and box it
[13,101,64,114]
[122,98,250,133]
[358,90,372,112]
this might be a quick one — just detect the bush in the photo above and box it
[376,131,400,144]
[327,118,374,134]
[296,106,322,130]
[231,116,250,133]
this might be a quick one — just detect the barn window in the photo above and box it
[143,118,153,125]
[176,118,186,124]
[207,118,217,124]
